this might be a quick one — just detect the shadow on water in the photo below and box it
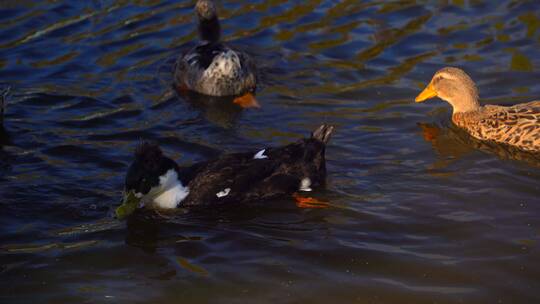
[175,89,244,129]
[0,127,10,172]
[0,125,8,146]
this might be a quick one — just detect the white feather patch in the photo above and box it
[203,50,241,78]
[253,149,268,159]
[299,178,312,192]
[150,169,189,209]
[216,188,231,198]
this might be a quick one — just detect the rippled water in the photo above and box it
[1,1,540,303]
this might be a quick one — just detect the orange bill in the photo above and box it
[415,82,437,103]
[233,92,260,108]
[293,193,330,209]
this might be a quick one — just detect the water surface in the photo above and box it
[1,1,540,303]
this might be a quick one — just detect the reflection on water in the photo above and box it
[419,122,540,169]
[175,89,244,128]
[1,0,540,303]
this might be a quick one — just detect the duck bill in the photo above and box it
[233,92,260,108]
[415,83,437,103]
[115,190,141,220]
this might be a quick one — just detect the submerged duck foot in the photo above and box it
[233,92,260,109]
[293,193,330,209]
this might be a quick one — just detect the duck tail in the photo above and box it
[311,124,334,144]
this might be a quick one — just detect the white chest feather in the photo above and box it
[148,169,189,209]
[153,183,190,209]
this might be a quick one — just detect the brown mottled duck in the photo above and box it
[415,67,540,152]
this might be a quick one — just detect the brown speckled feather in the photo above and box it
[453,100,540,152]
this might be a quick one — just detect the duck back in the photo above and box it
[180,125,334,206]
[176,42,256,97]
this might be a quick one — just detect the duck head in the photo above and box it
[196,0,221,42]
[196,0,217,20]
[116,142,189,219]
[415,67,480,114]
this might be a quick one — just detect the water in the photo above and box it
[1,1,540,303]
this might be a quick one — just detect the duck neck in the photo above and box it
[199,16,221,42]
[450,95,481,115]
[450,95,483,128]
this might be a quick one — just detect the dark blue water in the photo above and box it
[1,1,540,303]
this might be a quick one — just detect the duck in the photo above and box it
[415,67,540,152]
[174,0,259,109]
[116,124,334,219]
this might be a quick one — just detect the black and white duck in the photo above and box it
[174,0,258,108]
[116,125,334,218]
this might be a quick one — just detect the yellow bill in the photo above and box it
[115,190,141,220]
[415,82,437,103]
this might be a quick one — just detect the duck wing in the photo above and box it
[176,42,256,96]
[181,151,294,206]
[182,125,334,206]
[477,101,540,152]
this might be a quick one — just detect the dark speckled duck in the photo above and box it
[174,0,258,108]
[116,125,334,218]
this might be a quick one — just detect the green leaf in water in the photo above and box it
[115,191,140,220]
